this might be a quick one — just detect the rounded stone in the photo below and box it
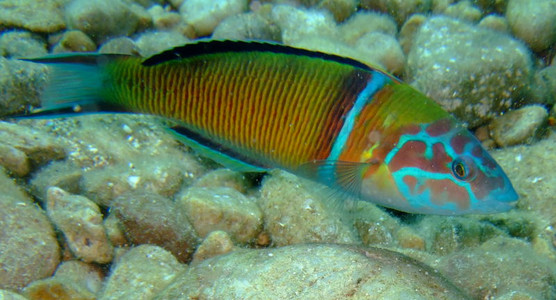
[506,0,556,52]
[180,0,248,36]
[489,105,548,147]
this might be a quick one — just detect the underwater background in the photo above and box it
[0,0,555,299]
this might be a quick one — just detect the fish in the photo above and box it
[23,40,518,215]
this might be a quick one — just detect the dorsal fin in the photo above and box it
[141,40,374,72]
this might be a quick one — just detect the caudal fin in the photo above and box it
[23,53,123,114]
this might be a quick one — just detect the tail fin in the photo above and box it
[23,53,124,114]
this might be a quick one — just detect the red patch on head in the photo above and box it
[426,118,453,137]
[470,169,504,200]
[430,143,452,173]
[427,179,470,210]
[388,141,426,172]
[450,134,471,155]
[472,145,497,170]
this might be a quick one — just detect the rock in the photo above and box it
[407,16,532,127]
[478,14,510,33]
[212,12,281,41]
[29,160,83,202]
[46,187,113,264]
[99,37,140,55]
[103,212,128,247]
[148,4,183,30]
[354,31,405,75]
[488,105,548,147]
[112,191,199,262]
[0,30,47,58]
[415,215,503,255]
[269,4,338,45]
[338,11,398,45]
[353,201,402,248]
[443,0,482,23]
[360,0,432,24]
[506,0,556,52]
[0,171,60,290]
[316,0,358,22]
[24,277,96,300]
[0,59,47,117]
[0,290,28,300]
[398,14,427,55]
[177,186,263,244]
[531,65,556,106]
[52,30,96,53]
[134,31,189,57]
[54,260,104,295]
[192,230,235,263]
[0,0,67,33]
[258,170,359,246]
[0,121,65,177]
[100,245,185,300]
[434,236,556,299]
[156,244,469,299]
[193,168,250,194]
[65,0,151,43]
[180,0,248,36]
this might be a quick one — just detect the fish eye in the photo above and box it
[452,157,475,181]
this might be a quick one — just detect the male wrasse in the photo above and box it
[23,40,518,215]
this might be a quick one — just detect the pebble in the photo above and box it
[269,4,338,45]
[398,13,427,54]
[54,260,104,295]
[134,31,189,57]
[407,16,532,127]
[506,0,556,52]
[0,30,47,58]
[29,160,83,202]
[112,191,199,262]
[100,245,185,300]
[179,0,248,36]
[258,170,359,246]
[148,5,183,30]
[65,0,151,43]
[0,121,65,177]
[156,244,469,299]
[489,105,548,147]
[531,65,556,106]
[0,59,47,117]
[103,212,128,247]
[316,0,358,22]
[434,236,556,299]
[46,187,113,264]
[360,0,432,24]
[354,31,405,75]
[193,168,250,194]
[443,0,482,23]
[52,30,96,53]
[338,11,398,45]
[98,37,139,55]
[212,12,281,41]
[177,186,263,244]
[477,14,510,33]
[0,290,28,300]
[0,0,67,33]
[192,230,235,263]
[0,171,60,290]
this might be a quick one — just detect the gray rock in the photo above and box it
[180,0,248,36]
[0,0,67,33]
[52,30,97,53]
[112,191,199,262]
[192,230,235,263]
[177,186,263,244]
[489,105,548,147]
[46,187,113,264]
[443,0,482,23]
[0,58,47,117]
[0,170,60,290]
[212,12,281,41]
[338,11,398,45]
[65,0,151,43]
[434,236,556,299]
[258,170,359,246]
[156,244,469,299]
[407,16,533,127]
[99,37,139,55]
[360,0,432,24]
[0,121,66,177]
[0,31,47,58]
[506,0,556,52]
[269,4,338,44]
[100,245,185,300]
[134,31,189,57]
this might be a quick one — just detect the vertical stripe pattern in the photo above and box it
[104,52,372,170]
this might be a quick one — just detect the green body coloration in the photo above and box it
[26,40,518,214]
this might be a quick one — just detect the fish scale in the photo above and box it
[23,40,518,215]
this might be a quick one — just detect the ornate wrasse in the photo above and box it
[26,40,518,215]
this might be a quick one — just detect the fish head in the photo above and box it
[361,118,518,215]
